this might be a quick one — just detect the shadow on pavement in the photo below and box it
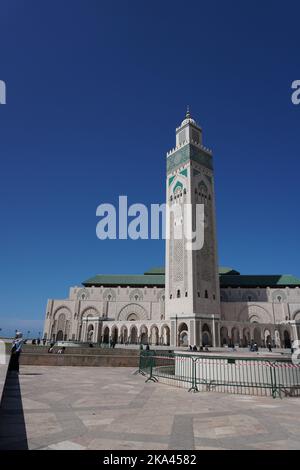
[0,371,28,450]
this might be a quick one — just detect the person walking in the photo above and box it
[9,331,24,373]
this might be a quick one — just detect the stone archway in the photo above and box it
[103,326,110,344]
[238,305,272,323]
[53,307,72,341]
[161,324,170,346]
[253,326,261,346]
[87,324,94,342]
[130,325,138,344]
[243,327,250,346]
[80,307,99,320]
[120,325,128,344]
[111,326,118,344]
[202,323,212,346]
[264,329,272,347]
[150,325,159,345]
[284,330,291,349]
[178,322,188,347]
[56,330,64,341]
[139,325,149,345]
[231,327,240,346]
[117,304,147,321]
[220,326,229,346]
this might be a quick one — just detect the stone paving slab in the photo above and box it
[0,366,300,450]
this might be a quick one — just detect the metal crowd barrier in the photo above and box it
[139,350,300,398]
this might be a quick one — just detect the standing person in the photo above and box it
[267,342,272,352]
[37,338,41,346]
[146,343,150,351]
[9,331,24,373]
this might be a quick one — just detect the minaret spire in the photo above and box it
[186,105,191,119]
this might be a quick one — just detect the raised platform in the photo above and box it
[20,346,147,367]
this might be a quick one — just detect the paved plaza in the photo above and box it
[1,365,300,450]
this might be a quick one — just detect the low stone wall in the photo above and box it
[22,345,140,356]
[20,353,139,367]
[0,342,12,403]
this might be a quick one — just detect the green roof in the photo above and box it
[220,274,300,288]
[83,274,165,287]
[144,267,165,275]
[83,268,300,288]
[218,267,240,275]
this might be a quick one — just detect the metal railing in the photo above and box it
[139,351,300,398]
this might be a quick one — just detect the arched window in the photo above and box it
[127,313,138,321]
[205,290,208,299]
[185,291,188,297]
[177,290,181,298]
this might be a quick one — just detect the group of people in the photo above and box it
[47,342,66,354]
[188,345,209,352]
[30,338,46,346]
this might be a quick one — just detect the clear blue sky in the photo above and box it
[0,0,299,337]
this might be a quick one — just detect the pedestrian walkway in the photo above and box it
[0,366,300,450]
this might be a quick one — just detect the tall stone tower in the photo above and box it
[165,109,221,348]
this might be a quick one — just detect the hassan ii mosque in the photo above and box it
[43,110,300,349]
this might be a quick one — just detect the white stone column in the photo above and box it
[189,319,195,346]
[170,320,176,347]
[212,315,216,347]
[291,322,299,342]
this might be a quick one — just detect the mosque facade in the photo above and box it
[43,111,300,349]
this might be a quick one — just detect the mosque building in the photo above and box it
[43,110,300,349]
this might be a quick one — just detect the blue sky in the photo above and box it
[0,0,299,337]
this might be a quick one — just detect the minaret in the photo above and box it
[165,108,220,347]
